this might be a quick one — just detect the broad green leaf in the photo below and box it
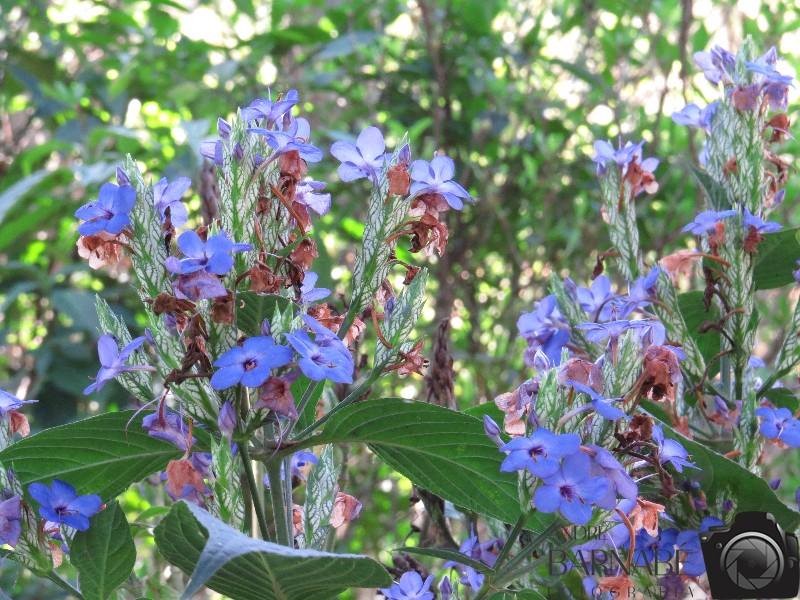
[0,411,180,499]
[754,227,800,290]
[154,501,390,600]
[395,547,493,573]
[312,399,550,531]
[236,292,291,336]
[0,169,52,224]
[303,444,339,550]
[72,501,136,600]
[763,387,799,412]
[647,411,800,530]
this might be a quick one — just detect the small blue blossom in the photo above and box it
[200,118,233,166]
[218,401,237,441]
[153,176,191,227]
[517,295,570,366]
[241,89,299,125]
[443,535,502,591]
[299,271,330,304]
[263,451,318,487]
[622,266,661,316]
[577,319,651,345]
[173,270,228,301]
[533,452,610,525]
[0,496,22,547]
[693,46,735,85]
[743,208,782,234]
[575,275,618,321]
[330,126,388,183]
[409,155,472,210]
[0,389,37,418]
[142,409,193,451]
[652,425,696,472]
[592,140,640,176]
[294,180,331,217]
[756,406,800,447]
[210,336,293,390]
[587,445,638,506]
[286,315,354,384]
[681,210,738,235]
[250,117,323,163]
[75,182,136,236]
[84,334,153,395]
[671,102,718,131]
[500,428,581,477]
[28,480,102,531]
[165,230,251,276]
[568,381,626,421]
[380,571,435,600]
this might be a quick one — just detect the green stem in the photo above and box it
[493,513,527,570]
[240,444,270,540]
[266,460,291,546]
[44,570,84,599]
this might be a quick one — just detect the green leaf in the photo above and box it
[489,592,549,600]
[395,547,493,573]
[754,228,800,290]
[0,411,181,500]
[236,292,291,336]
[71,501,136,600]
[154,501,390,600]
[647,411,800,530]
[678,291,720,376]
[313,399,550,531]
[0,169,52,224]
[303,445,339,550]
[762,387,798,412]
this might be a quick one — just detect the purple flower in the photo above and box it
[330,126,388,183]
[622,266,661,316]
[483,415,503,448]
[210,336,293,390]
[533,453,610,525]
[671,102,718,131]
[576,275,618,321]
[166,230,251,276]
[294,180,331,217]
[200,118,233,166]
[443,535,502,590]
[0,496,21,547]
[517,295,570,365]
[153,176,191,227]
[300,271,330,304]
[409,155,472,210]
[568,381,626,421]
[380,571,434,600]
[173,270,228,301]
[218,401,237,441]
[286,315,354,384]
[241,90,299,125]
[743,208,782,234]
[250,117,323,163]
[681,209,737,235]
[75,182,136,236]
[438,576,452,600]
[652,425,696,472]
[693,46,735,85]
[577,319,650,345]
[756,406,800,447]
[28,480,102,531]
[500,428,580,478]
[263,451,318,487]
[592,140,657,177]
[0,389,37,418]
[142,409,193,451]
[84,334,153,395]
[587,445,638,506]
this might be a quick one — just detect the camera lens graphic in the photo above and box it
[721,532,785,591]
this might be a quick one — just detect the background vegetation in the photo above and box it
[2,0,800,596]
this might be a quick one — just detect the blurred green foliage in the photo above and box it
[3,0,800,596]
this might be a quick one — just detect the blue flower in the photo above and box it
[173,270,228,301]
[263,451,318,487]
[84,334,153,395]
[671,102,718,131]
[380,571,435,600]
[443,535,502,591]
[75,182,136,236]
[577,319,650,345]
[592,140,656,177]
[294,180,331,218]
[533,453,609,525]
[211,336,293,390]
[28,480,102,531]
[575,275,618,321]
[409,155,472,210]
[681,210,737,235]
[0,389,37,418]
[622,266,661,316]
[166,230,251,276]
[756,406,800,447]
[200,117,233,166]
[286,315,354,384]
[0,496,21,547]
[743,208,782,234]
[300,271,330,304]
[568,381,626,421]
[500,428,580,477]
[250,117,323,163]
[330,126,388,183]
[153,176,191,227]
[142,409,193,451]
[587,446,637,506]
[241,89,299,125]
[652,425,696,472]
[517,295,570,365]
[693,46,735,85]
